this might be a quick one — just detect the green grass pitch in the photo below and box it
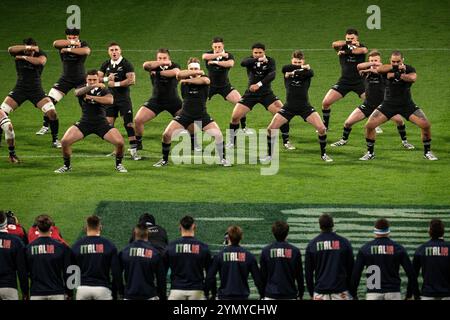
[0,0,449,298]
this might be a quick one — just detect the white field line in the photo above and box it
[289,225,432,232]
[283,208,450,217]
[196,217,264,221]
[287,218,450,223]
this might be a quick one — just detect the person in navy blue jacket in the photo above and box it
[206,225,263,300]
[72,215,122,300]
[412,219,450,300]
[260,221,304,300]
[0,211,29,300]
[305,214,354,300]
[26,214,72,300]
[119,223,166,300]
[164,215,212,300]
[350,218,419,300]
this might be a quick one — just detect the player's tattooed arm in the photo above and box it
[108,72,135,88]
[376,64,395,74]
[75,84,104,97]
[85,93,113,105]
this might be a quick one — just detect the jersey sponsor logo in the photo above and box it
[370,245,394,255]
[175,243,200,254]
[129,247,153,258]
[80,244,104,254]
[0,239,12,249]
[270,248,292,259]
[31,244,55,255]
[316,240,340,251]
[223,252,246,262]
[425,246,449,257]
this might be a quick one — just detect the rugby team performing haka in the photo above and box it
[0,28,438,172]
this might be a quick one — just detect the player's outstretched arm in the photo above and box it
[15,54,47,66]
[208,59,234,68]
[85,93,114,105]
[180,76,210,86]
[176,70,205,80]
[332,40,346,50]
[75,84,103,97]
[202,51,228,61]
[160,68,180,78]
[143,60,169,71]
[8,45,39,55]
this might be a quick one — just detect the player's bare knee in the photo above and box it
[162,131,172,143]
[317,125,327,136]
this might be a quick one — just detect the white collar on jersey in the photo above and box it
[110,56,123,68]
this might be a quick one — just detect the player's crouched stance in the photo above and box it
[360,51,437,161]
[262,50,332,163]
[153,58,231,168]
[54,70,128,173]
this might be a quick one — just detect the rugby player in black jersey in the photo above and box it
[360,51,437,161]
[227,43,293,150]
[321,29,368,131]
[36,28,90,148]
[54,70,128,173]
[331,50,415,149]
[202,37,250,134]
[261,50,333,163]
[99,43,139,160]
[1,38,58,151]
[134,49,182,151]
[153,58,231,167]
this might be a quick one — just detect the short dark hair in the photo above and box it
[272,221,289,242]
[157,48,170,56]
[86,69,98,76]
[319,214,334,232]
[227,225,242,245]
[346,28,359,36]
[23,38,37,46]
[36,214,53,233]
[65,28,80,36]
[86,215,101,230]
[212,36,224,43]
[180,215,195,230]
[368,50,381,58]
[375,218,390,230]
[292,50,304,60]
[252,42,266,50]
[108,42,120,48]
[429,219,445,239]
[134,223,149,240]
[391,50,403,58]
[139,213,155,226]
